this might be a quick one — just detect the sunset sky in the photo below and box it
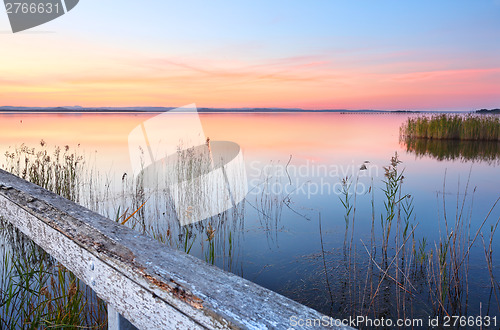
[1,1,499,110]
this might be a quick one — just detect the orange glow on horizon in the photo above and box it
[1,38,499,110]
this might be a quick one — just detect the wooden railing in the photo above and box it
[0,169,352,329]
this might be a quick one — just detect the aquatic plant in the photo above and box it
[3,140,83,201]
[339,176,353,251]
[0,219,107,329]
[400,114,500,141]
[3,141,499,328]
[1,141,107,328]
[293,153,500,324]
[380,152,409,261]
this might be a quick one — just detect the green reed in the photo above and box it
[4,140,499,327]
[331,153,500,323]
[3,140,84,202]
[0,219,107,329]
[380,153,409,262]
[0,140,247,327]
[109,142,247,273]
[401,114,500,141]
[1,141,107,328]
[339,176,353,252]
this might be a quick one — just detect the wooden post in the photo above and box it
[0,170,353,329]
[108,305,137,330]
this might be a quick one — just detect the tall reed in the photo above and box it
[1,141,107,328]
[401,114,500,141]
[0,219,107,328]
[3,141,84,201]
[311,153,500,325]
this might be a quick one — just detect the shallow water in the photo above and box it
[1,112,499,322]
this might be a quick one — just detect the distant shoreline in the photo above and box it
[0,106,469,114]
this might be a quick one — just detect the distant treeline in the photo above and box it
[476,108,500,114]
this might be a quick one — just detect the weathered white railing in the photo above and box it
[0,170,352,329]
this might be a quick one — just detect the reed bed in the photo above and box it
[282,153,499,326]
[112,142,247,271]
[0,141,107,328]
[0,219,107,329]
[2,141,499,328]
[356,155,497,322]
[401,114,500,141]
[3,141,83,202]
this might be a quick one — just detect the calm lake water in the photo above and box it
[1,112,499,323]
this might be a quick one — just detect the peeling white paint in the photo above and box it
[0,170,353,330]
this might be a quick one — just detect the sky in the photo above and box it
[1,0,500,110]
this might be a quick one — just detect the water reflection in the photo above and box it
[139,141,247,226]
[1,113,499,325]
[402,138,500,163]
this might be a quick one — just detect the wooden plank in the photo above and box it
[0,169,352,329]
